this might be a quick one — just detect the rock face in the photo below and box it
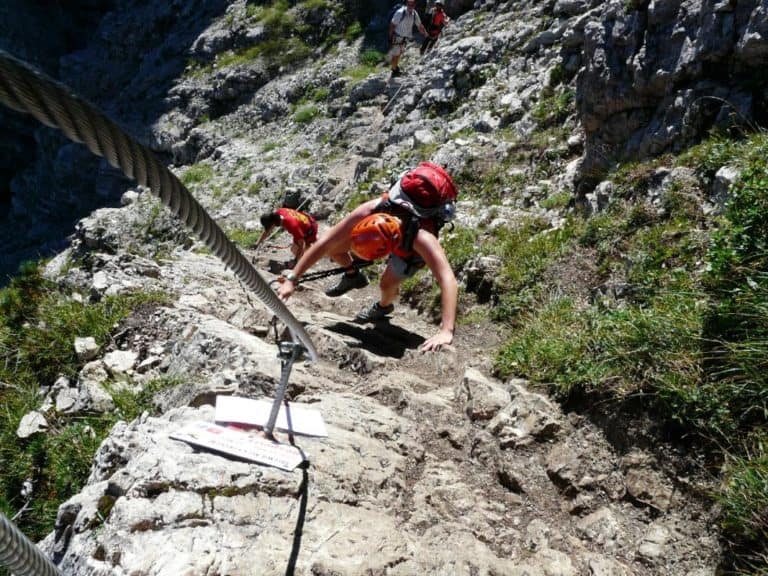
[3,0,766,274]
[575,0,768,189]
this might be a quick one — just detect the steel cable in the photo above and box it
[0,511,61,576]
[0,49,317,361]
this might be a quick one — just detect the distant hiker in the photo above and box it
[420,1,450,55]
[253,207,318,262]
[277,162,458,352]
[388,0,428,77]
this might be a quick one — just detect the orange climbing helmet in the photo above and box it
[350,213,403,261]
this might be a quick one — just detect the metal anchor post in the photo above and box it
[264,341,306,438]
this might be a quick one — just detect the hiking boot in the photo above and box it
[325,271,369,297]
[355,301,395,323]
[390,67,401,77]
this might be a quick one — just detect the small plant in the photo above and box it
[494,219,575,293]
[441,226,479,270]
[547,63,565,87]
[181,163,214,187]
[342,63,378,82]
[531,87,575,127]
[452,162,509,205]
[311,87,330,102]
[246,181,265,196]
[494,297,595,392]
[110,376,181,422]
[227,228,262,247]
[262,141,280,152]
[293,104,320,123]
[216,46,263,69]
[343,188,375,212]
[359,49,384,67]
[302,0,332,9]
[718,443,768,570]
[345,21,363,41]
[222,2,312,70]
[450,127,476,140]
[539,191,572,210]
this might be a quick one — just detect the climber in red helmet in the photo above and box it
[276,182,458,353]
[253,207,318,263]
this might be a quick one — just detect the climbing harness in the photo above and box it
[0,49,317,361]
[0,510,61,576]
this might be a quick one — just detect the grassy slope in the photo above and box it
[435,132,768,573]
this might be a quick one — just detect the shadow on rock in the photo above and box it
[325,320,425,358]
[267,258,296,274]
[285,466,309,576]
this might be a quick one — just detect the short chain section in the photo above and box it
[0,511,61,576]
[0,49,317,360]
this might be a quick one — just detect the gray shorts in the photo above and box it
[388,37,409,58]
[388,254,424,279]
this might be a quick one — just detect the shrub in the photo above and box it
[311,87,330,102]
[345,21,363,41]
[531,88,574,127]
[719,443,768,571]
[359,49,384,67]
[293,104,320,123]
[181,163,214,186]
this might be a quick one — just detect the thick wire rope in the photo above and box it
[0,49,317,361]
[0,510,61,576]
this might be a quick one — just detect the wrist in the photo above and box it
[283,270,299,283]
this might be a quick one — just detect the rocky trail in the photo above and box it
[4,0,764,571]
[39,228,721,575]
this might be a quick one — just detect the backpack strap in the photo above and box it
[377,197,441,253]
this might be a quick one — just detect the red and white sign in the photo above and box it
[171,421,307,471]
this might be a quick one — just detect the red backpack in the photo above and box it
[382,162,458,252]
[388,161,458,221]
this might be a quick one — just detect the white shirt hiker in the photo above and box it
[391,6,423,39]
[388,2,427,76]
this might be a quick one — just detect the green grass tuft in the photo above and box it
[293,104,320,124]
[0,263,172,540]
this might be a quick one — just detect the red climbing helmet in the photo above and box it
[350,213,403,261]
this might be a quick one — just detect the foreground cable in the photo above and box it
[0,511,61,576]
[0,49,317,360]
